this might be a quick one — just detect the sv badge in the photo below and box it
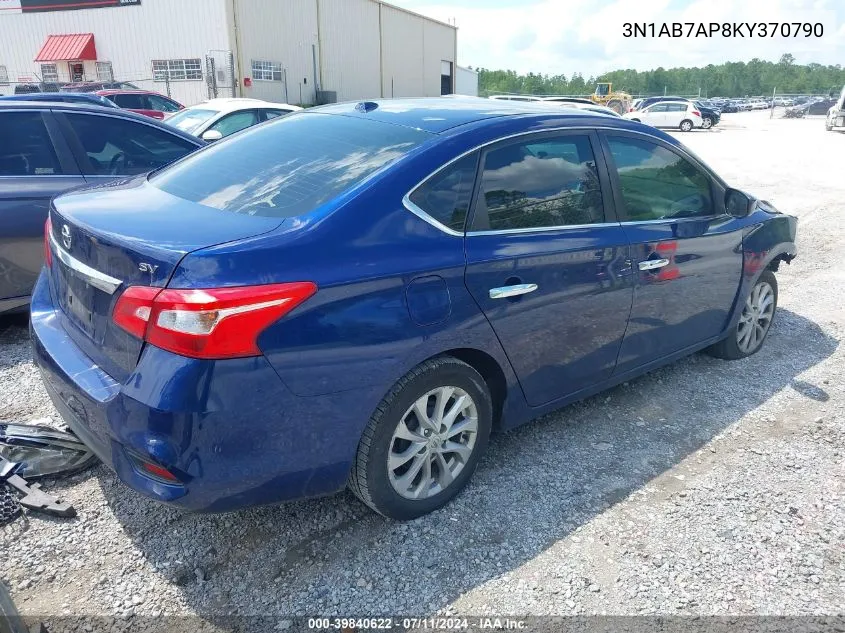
[139,262,159,282]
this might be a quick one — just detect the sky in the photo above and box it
[390,0,845,77]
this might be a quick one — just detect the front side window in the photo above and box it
[208,110,260,137]
[65,113,196,176]
[408,152,478,232]
[470,135,604,232]
[40,63,59,83]
[606,136,713,222]
[252,60,283,81]
[152,112,429,219]
[647,103,668,113]
[0,112,62,176]
[263,108,291,120]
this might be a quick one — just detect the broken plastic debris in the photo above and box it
[0,423,98,479]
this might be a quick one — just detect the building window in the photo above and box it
[96,61,114,81]
[0,66,8,85]
[251,60,283,81]
[40,63,59,83]
[152,58,202,82]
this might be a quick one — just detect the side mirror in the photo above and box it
[201,129,223,142]
[725,188,754,218]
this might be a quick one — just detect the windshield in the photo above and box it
[151,112,430,218]
[165,108,218,134]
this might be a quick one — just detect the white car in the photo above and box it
[623,100,703,131]
[164,98,302,141]
[487,94,543,102]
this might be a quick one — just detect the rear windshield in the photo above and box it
[151,112,430,218]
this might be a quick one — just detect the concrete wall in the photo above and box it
[0,0,229,105]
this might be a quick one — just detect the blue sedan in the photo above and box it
[31,98,797,519]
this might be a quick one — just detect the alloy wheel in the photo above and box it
[387,386,478,500]
[702,117,713,129]
[736,281,775,354]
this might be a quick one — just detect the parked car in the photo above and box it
[720,102,739,113]
[487,94,543,102]
[0,92,118,108]
[0,102,204,314]
[693,101,721,129]
[96,89,183,120]
[31,98,797,519]
[14,82,68,95]
[164,98,302,141]
[810,98,837,116]
[540,96,595,105]
[825,86,845,131]
[60,81,140,93]
[624,100,704,131]
[565,102,621,117]
[633,96,697,111]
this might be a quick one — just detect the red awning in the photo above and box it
[35,33,97,62]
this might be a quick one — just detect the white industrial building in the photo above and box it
[0,0,458,107]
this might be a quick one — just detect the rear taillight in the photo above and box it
[112,282,317,359]
[692,110,701,117]
[44,217,53,268]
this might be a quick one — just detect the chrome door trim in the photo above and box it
[49,233,122,294]
[401,123,723,238]
[638,258,670,271]
[489,283,538,299]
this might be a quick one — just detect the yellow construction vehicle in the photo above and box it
[590,82,632,114]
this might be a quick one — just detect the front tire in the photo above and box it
[679,119,693,132]
[707,270,778,360]
[348,356,492,520]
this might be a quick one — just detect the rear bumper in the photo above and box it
[29,270,376,512]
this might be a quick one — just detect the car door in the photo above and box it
[599,131,743,372]
[463,131,634,406]
[206,109,261,138]
[54,111,200,186]
[0,109,84,307]
[641,103,668,127]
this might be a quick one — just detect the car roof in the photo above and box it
[185,98,301,113]
[0,100,205,144]
[95,89,163,96]
[311,97,650,134]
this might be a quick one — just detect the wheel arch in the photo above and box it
[439,348,509,430]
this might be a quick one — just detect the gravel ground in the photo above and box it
[1,111,843,630]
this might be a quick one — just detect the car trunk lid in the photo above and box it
[47,178,283,381]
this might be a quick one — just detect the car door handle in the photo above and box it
[489,284,538,299]
[638,258,670,271]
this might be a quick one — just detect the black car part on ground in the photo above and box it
[0,423,97,479]
[0,457,76,518]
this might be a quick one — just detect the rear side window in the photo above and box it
[0,112,62,176]
[606,136,713,221]
[152,113,430,218]
[147,94,180,112]
[408,152,478,232]
[64,113,197,176]
[110,94,147,109]
[470,134,604,232]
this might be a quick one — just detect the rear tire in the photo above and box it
[348,356,492,520]
[707,271,778,360]
[702,117,713,129]
[679,119,693,132]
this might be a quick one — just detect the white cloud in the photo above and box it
[393,0,844,76]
